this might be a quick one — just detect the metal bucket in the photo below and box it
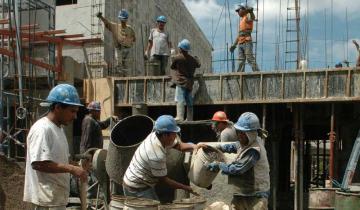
[174,197,206,210]
[335,190,360,210]
[106,115,154,184]
[159,204,194,210]
[123,197,160,210]
[110,195,128,210]
[188,147,224,188]
[308,188,338,209]
[145,61,160,76]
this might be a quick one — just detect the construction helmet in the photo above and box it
[156,15,167,23]
[234,112,260,131]
[178,39,191,51]
[46,84,83,106]
[87,101,101,111]
[154,115,180,133]
[211,111,229,122]
[118,9,129,20]
[235,3,246,12]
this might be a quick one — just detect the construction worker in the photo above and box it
[230,4,259,72]
[123,115,205,200]
[97,9,136,76]
[145,15,173,75]
[211,111,238,142]
[353,40,360,67]
[80,101,117,154]
[23,84,88,209]
[207,112,270,210]
[171,39,201,121]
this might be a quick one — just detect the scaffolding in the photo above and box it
[285,0,301,70]
[0,0,101,159]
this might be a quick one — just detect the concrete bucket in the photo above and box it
[106,115,154,184]
[188,146,224,188]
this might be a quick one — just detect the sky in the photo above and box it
[183,0,360,73]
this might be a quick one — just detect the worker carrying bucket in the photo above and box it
[206,112,270,210]
[122,115,206,201]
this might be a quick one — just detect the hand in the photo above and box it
[112,116,119,122]
[96,12,102,18]
[230,45,236,53]
[144,51,149,60]
[184,186,200,196]
[194,143,208,152]
[206,162,220,172]
[71,165,88,182]
[170,48,176,55]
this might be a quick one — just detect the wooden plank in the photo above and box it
[328,71,347,97]
[129,80,145,104]
[284,72,302,99]
[351,70,360,97]
[193,76,220,104]
[263,74,282,100]
[114,80,127,104]
[242,75,261,100]
[146,79,162,103]
[305,72,325,98]
[222,75,241,101]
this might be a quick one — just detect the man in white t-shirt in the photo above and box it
[123,115,205,200]
[23,84,88,210]
[144,15,174,75]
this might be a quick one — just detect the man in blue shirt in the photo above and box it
[207,112,270,210]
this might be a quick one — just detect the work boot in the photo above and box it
[186,106,193,121]
[175,103,185,122]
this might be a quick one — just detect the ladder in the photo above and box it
[285,0,300,70]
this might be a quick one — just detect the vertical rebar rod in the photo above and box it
[329,103,335,185]
[13,0,23,108]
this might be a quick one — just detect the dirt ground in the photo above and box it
[0,155,32,210]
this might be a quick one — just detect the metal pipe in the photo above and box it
[329,103,335,184]
[13,0,24,108]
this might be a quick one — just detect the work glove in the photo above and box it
[229,45,236,53]
[206,162,220,172]
[96,12,102,18]
[111,116,119,122]
[170,48,176,56]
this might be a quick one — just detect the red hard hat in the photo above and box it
[212,111,228,122]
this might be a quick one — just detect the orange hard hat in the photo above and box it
[212,111,229,122]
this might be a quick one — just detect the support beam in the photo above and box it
[294,104,304,210]
[329,103,335,184]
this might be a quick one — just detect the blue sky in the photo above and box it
[183,0,360,73]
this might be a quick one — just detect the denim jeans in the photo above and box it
[175,86,193,106]
[238,41,259,72]
[123,185,159,201]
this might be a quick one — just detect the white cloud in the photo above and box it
[183,0,223,21]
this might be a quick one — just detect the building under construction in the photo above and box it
[1,0,360,210]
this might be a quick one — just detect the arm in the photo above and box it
[32,161,87,181]
[159,176,192,192]
[174,142,196,152]
[218,143,238,153]
[98,15,112,31]
[219,149,260,175]
[353,40,360,52]
[98,117,112,129]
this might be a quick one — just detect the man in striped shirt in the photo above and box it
[123,115,204,200]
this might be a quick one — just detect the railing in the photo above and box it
[110,67,360,106]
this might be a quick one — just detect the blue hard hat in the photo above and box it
[178,39,191,51]
[118,9,129,20]
[154,115,180,133]
[156,15,167,23]
[46,84,83,106]
[87,101,101,111]
[234,112,260,131]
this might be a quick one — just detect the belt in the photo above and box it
[117,44,131,49]
[123,182,150,192]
